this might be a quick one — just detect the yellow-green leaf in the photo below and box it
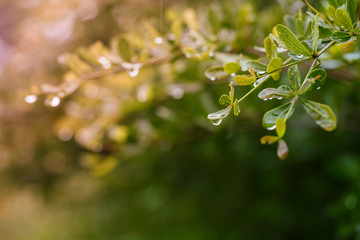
[233,75,256,86]
[276,24,312,56]
[260,135,279,145]
[224,62,241,75]
[267,57,283,80]
[302,100,337,131]
[276,118,286,138]
[334,8,353,31]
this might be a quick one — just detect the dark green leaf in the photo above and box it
[267,57,283,80]
[118,38,132,62]
[331,31,352,42]
[346,0,359,23]
[334,8,354,31]
[205,66,228,80]
[301,100,337,131]
[327,0,345,8]
[258,85,294,100]
[288,65,301,91]
[219,94,231,106]
[233,75,255,86]
[277,139,289,160]
[299,68,327,94]
[224,62,241,75]
[311,14,319,53]
[276,24,312,56]
[262,102,294,129]
[327,6,336,20]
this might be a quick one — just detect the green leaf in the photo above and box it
[118,38,132,62]
[301,100,337,131]
[224,62,241,75]
[331,31,353,42]
[205,66,228,80]
[264,36,277,60]
[334,8,354,31]
[327,6,336,21]
[277,139,289,160]
[233,99,241,116]
[346,0,359,23]
[311,14,319,53]
[262,102,294,129]
[219,94,231,106]
[288,52,308,60]
[233,75,256,86]
[276,24,312,56]
[208,8,220,34]
[258,85,294,100]
[299,68,327,94]
[276,118,286,138]
[288,65,301,91]
[267,57,283,80]
[243,60,267,72]
[327,0,345,8]
[337,36,357,48]
[260,135,279,145]
[207,107,232,126]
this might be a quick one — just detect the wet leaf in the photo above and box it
[233,75,256,86]
[337,36,357,48]
[263,102,294,129]
[267,57,283,80]
[264,36,277,60]
[207,107,232,126]
[243,60,267,72]
[346,0,359,24]
[118,38,132,62]
[260,135,279,145]
[219,94,231,106]
[327,0,345,8]
[277,139,289,160]
[233,99,241,116]
[299,68,327,94]
[334,8,353,31]
[311,14,319,53]
[331,31,352,42]
[276,24,312,56]
[327,6,336,20]
[288,65,301,91]
[224,62,241,75]
[205,66,228,80]
[301,100,337,131]
[276,118,286,138]
[258,85,294,100]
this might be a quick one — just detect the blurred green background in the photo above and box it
[0,0,360,239]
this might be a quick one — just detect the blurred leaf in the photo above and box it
[288,65,301,91]
[243,60,267,72]
[277,139,288,160]
[327,0,345,8]
[346,0,359,23]
[183,8,198,30]
[311,14,319,53]
[276,118,286,138]
[263,102,293,129]
[258,85,294,100]
[219,94,231,106]
[208,8,220,34]
[299,68,327,94]
[224,62,241,75]
[205,66,228,80]
[207,107,232,126]
[260,135,279,145]
[276,24,312,56]
[336,36,357,48]
[301,100,337,131]
[327,6,336,20]
[267,57,283,80]
[264,36,277,60]
[331,31,352,42]
[334,8,353,31]
[233,75,255,86]
[118,38,132,62]
[233,99,241,116]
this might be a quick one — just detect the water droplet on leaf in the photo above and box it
[24,95,37,104]
[267,125,276,130]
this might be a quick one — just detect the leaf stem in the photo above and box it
[302,0,336,28]
[317,41,335,56]
[284,96,297,121]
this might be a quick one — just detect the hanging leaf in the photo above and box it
[331,31,352,42]
[258,85,294,100]
[299,68,327,94]
[233,75,256,86]
[205,66,228,80]
[219,94,231,106]
[276,118,286,138]
[118,38,132,62]
[288,65,301,91]
[311,14,319,54]
[275,24,312,56]
[207,107,232,126]
[334,8,354,32]
[277,139,289,160]
[262,102,294,129]
[224,62,241,75]
[301,100,337,131]
[260,135,279,145]
[267,57,283,80]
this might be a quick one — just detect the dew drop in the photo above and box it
[210,119,223,126]
[98,56,111,69]
[154,37,163,45]
[210,77,216,81]
[45,96,61,107]
[264,98,268,101]
[128,68,139,77]
[231,73,236,77]
[24,95,37,104]
[278,97,282,100]
[267,125,276,130]
[269,97,273,100]
[317,87,321,90]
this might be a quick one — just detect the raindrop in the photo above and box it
[128,68,139,77]
[317,87,320,90]
[254,75,269,87]
[121,62,143,78]
[278,97,282,100]
[154,37,164,45]
[231,73,236,77]
[210,119,223,126]
[267,125,276,130]
[210,77,216,81]
[297,54,303,58]
[45,96,61,107]
[24,95,37,104]
[98,56,111,69]
[269,97,273,100]
[264,98,268,101]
